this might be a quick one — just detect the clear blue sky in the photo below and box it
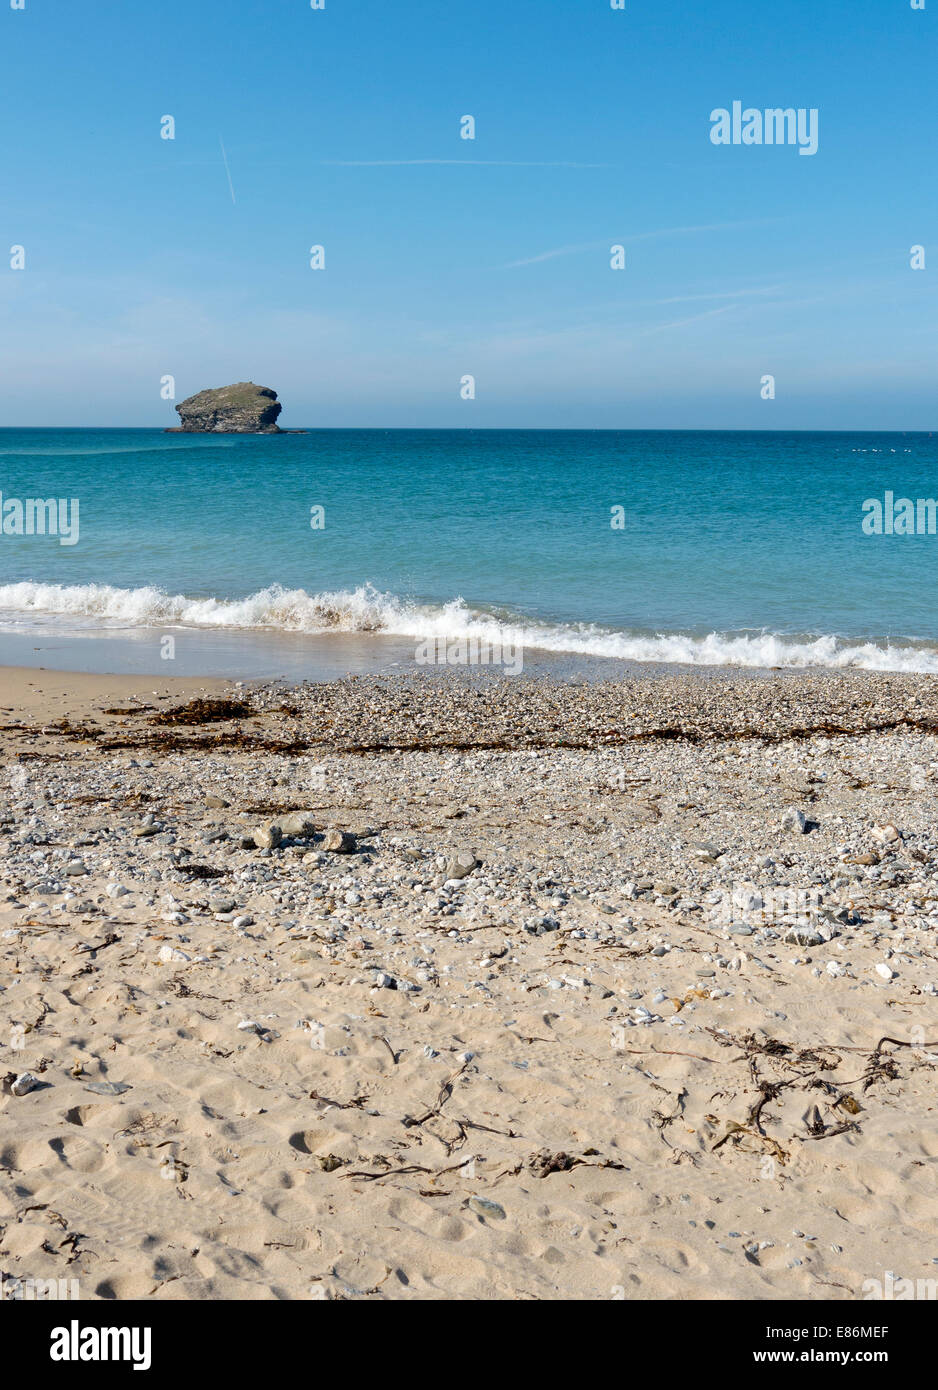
[0,0,935,428]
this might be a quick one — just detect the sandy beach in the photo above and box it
[2,665,938,1301]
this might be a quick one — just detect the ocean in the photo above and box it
[0,427,936,679]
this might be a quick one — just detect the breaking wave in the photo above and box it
[0,580,936,673]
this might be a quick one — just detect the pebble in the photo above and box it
[275,812,316,838]
[323,829,357,854]
[467,1196,505,1221]
[783,925,824,947]
[782,809,811,834]
[443,852,479,880]
[158,945,191,963]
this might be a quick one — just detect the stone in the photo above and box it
[444,851,479,880]
[322,829,357,854]
[253,824,282,850]
[158,944,191,963]
[782,808,812,834]
[783,924,824,947]
[275,812,317,838]
[172,382,283,434]
[467,1196,505,1221]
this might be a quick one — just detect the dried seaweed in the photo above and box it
[148,698,255,726]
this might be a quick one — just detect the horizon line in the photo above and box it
[0,425,934,435]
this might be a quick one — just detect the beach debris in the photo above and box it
[9,1071,40,1096]
[84,1081,132,1096]
[183,863,226,880]
[149,697,254,725]
[803,1104,826,1135]
[159,1154,189,1182]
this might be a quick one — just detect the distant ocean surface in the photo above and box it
[0,427,937,678]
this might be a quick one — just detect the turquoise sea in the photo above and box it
[0,428,936,678]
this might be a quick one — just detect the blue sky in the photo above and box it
[0,0,935,428]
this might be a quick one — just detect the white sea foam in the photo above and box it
[0,580,936,673]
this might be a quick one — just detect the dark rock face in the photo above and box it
[173,382,283,433]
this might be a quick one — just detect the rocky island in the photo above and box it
[168,381,283,433]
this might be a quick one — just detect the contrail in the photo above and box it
[219,136,236,204]
[319,158,614,168]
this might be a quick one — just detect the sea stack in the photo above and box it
[171,382,283,433]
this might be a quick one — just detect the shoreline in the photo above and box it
[3,623,938,686]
